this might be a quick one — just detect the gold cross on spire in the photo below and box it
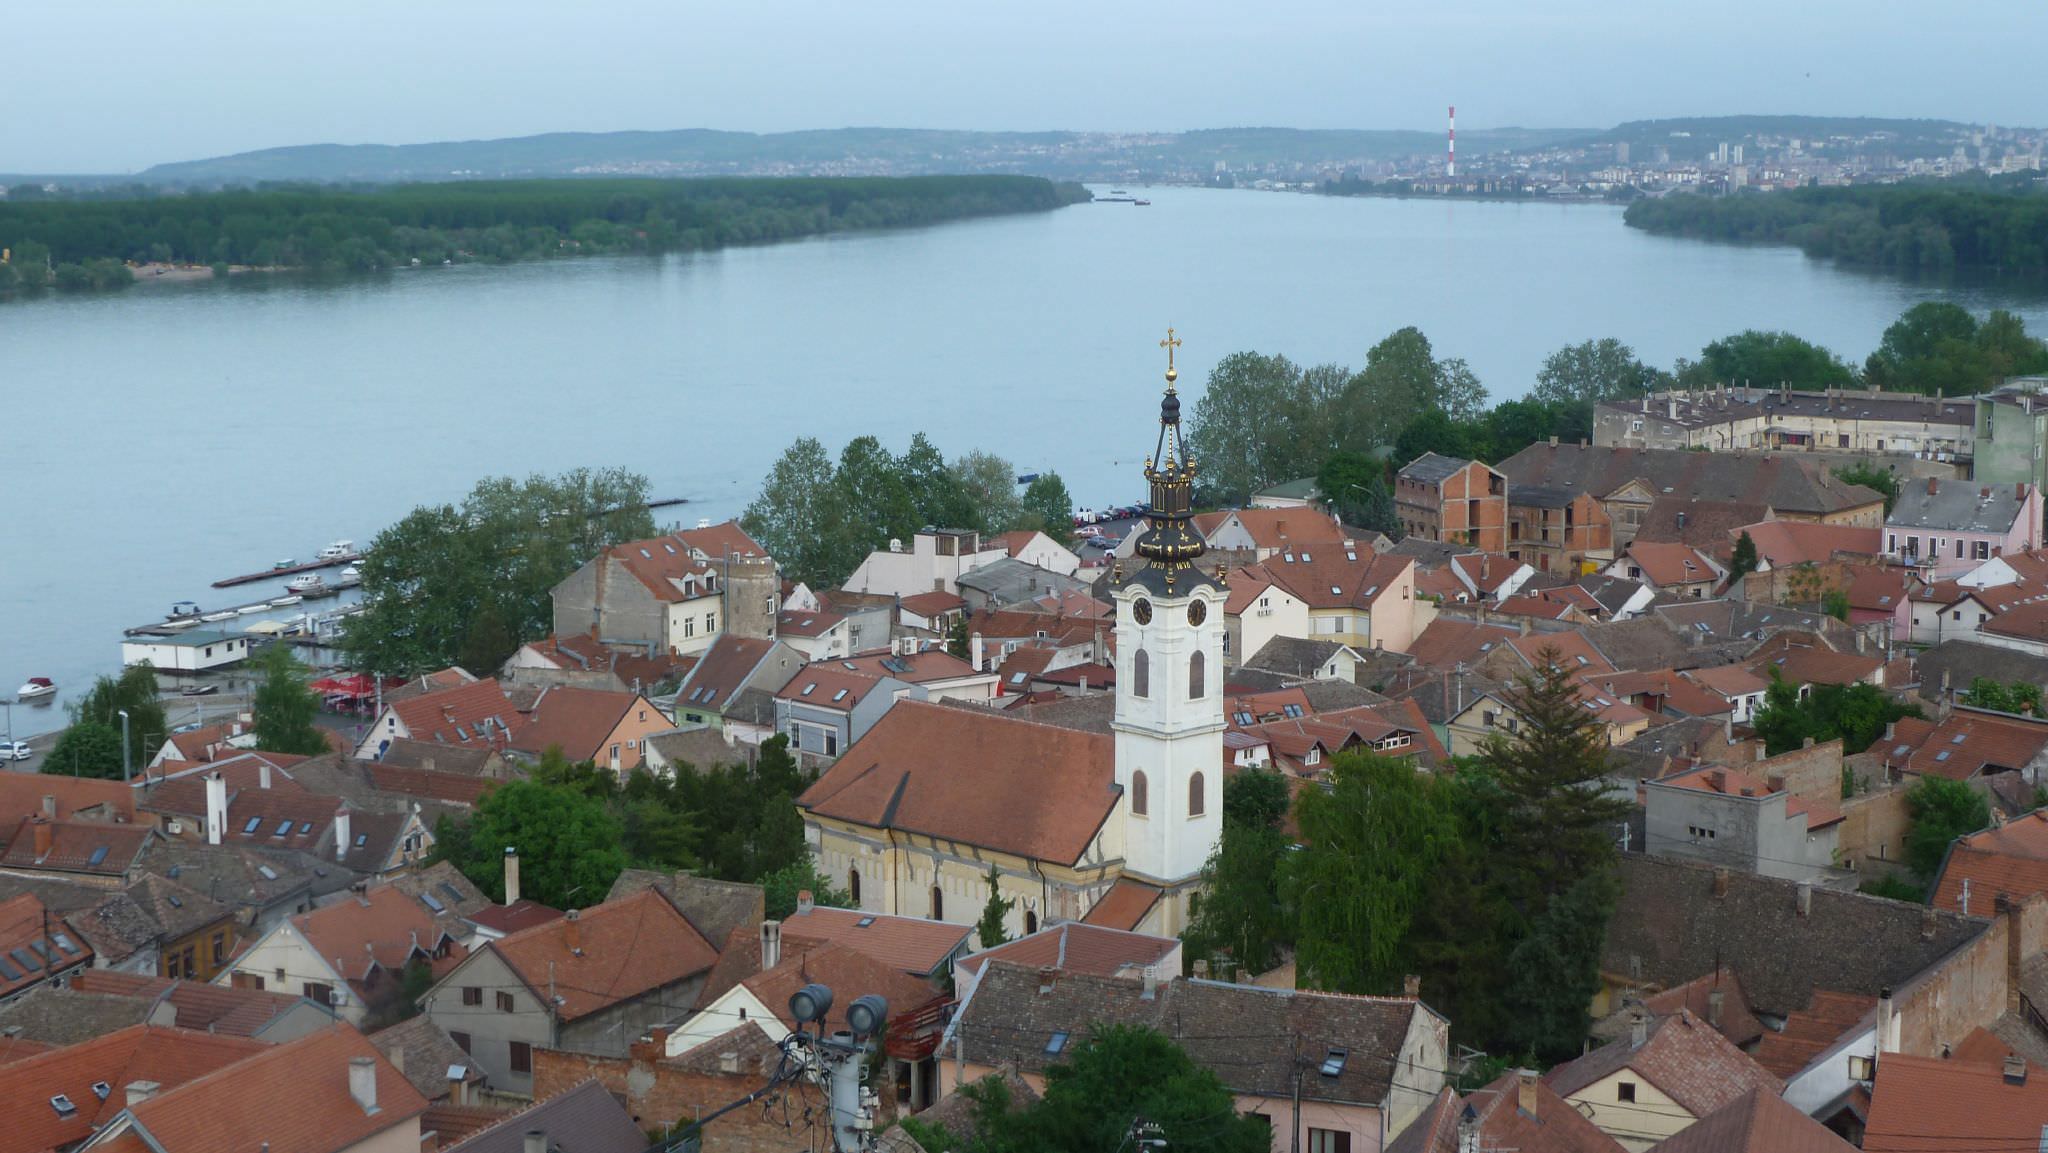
[1160,327,1182,388]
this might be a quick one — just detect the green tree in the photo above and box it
[1822,588,1851,621]
[947,615,971,661]
[951,450,1026,535]
[437,779,627,908]
[1317,452,1397,537]
[1482,652,1632,904]
[1020,473,1075,533]
[1393,409,1476,465]
[250,644,330,755]
[1865,302,1982,391]
[1343,328,1487,446]
[45,722,126,780]
[1183,770,1295,976]
[999,1026,1271,1153]
[1752,672,1920,756]
[1499,867,1619,1063]
[743,437,841,586]
[1681,329,1856,389]
[1905,776,1991,881]
[1290,752,1458,994]
[973,866,1016,949]
[1960,677,2045,716]
[1531,338,1664,407]
[834,435,920,556]
[1834,462,1901,515]
[759,859,852,920]
[1187,352,1313,504]
[1728,530,1760,583]
[49,665,165,779]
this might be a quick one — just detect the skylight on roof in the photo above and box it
[1952,733,1968,744]
[90,1081,111,1101]
[801,683,816,696]
[49,1096,76,1119]
[355,834,369,847]
[298,822,313,835]
[1331,586,1343,595]
[51,933,78,955]
[856,916,876,928]
[420,891,446,913]
[86,846,109,867]
[240,816,262,834]
[832,689,848,702]
[1935,750,1952,762]
[273,819,293,838]
[257,865,279,881]
[166,894,183,908]
[1320,1048,1349,1077]
[1046,1031,1069,1055]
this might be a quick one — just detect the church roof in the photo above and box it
[797,701,1119,865]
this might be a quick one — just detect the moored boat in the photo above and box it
[318,540,355,560]
[287,574,327,594]
[15,677,56,700]
[271,595,303,607]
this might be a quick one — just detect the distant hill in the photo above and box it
[131,125,1596,186]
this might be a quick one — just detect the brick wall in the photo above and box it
[1897,894,2048,1057]
[534,1045,798,1153]
[1757,740,1845,802]
[1837,788,1912,878]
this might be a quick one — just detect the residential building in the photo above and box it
[1594,386,1973,463]
[1544,1010,1782,1152]
[0,1025,271,1153]
[367,1016,486,1104]
[940,963,1449,1153]
[502,686,669,777]
[1390,1070,1624,1153]
[1605,542,1725,598]
[0,893,91,1004]
[500,633,687,695]
[118,630,251,673]
[1644,766,1843,883]
[1894,706,2048,786]
[954,558,1094,612]
[1,969,336,1043]
[1250,477,1321,509]
[1863,1050,2048,1153]
[1242,637,1370,685]
[774,666,916,766]
[1231,546,1422,653]
[80,873,240,981]
[0,818,155,888]
[1735,520,1884,572]
[1884,478,2042,578]
[838,646,999,702]
[897,590,967,634]
[437,1078,644,1153]
[353,678,517,762]
[219,886,462,1025]
[1225,573,1312,667]
[1682,666,1770,724]
[951,921,1182,1003]
[1931,810,2048,914]
[549,522,777,657]
[669,635,806,732]
[420,890,719,1096]
[845,528,1011,597]
[1647,1087,1856,1153]
[778,894,973,978]
[1394,453,1508,552]
[1973,380,2048,490]
[74,1022,427,1153]
[991,529,1082,576]
[1191,507,1349,561]
[1495,443,1887,551]
[774,608,852,660]
[1506,484,1614,573]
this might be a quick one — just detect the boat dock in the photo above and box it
[125,580,361,638]
[213,553,360,589]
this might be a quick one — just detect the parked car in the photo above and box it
[0,741,32,762]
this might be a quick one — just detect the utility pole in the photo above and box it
[118,709,131,783]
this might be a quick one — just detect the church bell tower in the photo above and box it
[1112,328,1226,892]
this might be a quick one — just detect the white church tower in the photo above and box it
[1112,328,1226,921]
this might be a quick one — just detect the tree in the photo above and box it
[900,432,981,532]
[1822,588,1851,621]
[759,859,852,920]
[947,615,971,661]
[743,437,841,585]
[1393,409,1476,466]
[1289,752,1458,994]
[834,436,921,553]
[1020,473,1074,533]
[1344,327,1483,448]
[49,665,165,779]
[1681,329,1856,389]
[1499,867,1619,1062]
[1187,352,1313,504]
[984,1026,1271,1153]
[45,722,125,780]
[1961,677,2044,716]
[951,450,1025,535]
[1318,451,1397,537]
[1481,652,1632,904]
[1835,462,1901,515]
[1728,531,1760,584]
[1863,303,2048,395]
[1905,776,1991,881]
[1183,770,1295,976]
[251,645,330,755]
[1751,671,1921,756]
[438,779,627,908]
[974,866,1016,949]
[1531,338,1664,407]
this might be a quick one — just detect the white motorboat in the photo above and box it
[270,595,303,607]
[201,611,238,622]
[237,604,268,615]
[287,574,327,594]
[167,601,201,620]
[318,540,355,560]
[338,565,361,582]
[16,677,56,700]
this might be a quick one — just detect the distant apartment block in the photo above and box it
[1594,386,1974,465]
[1394,453,1507,553]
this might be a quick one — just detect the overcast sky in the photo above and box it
[11,0,2045,173]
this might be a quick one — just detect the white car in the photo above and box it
[0,741,31,762]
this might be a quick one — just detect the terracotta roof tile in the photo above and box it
[0,819,152,878]
[1194,508,1349,551]
[1624,541,1725,588]
[1386,1074,1625,1153]
[0,892,91,999]
[518,633,685,692]
[1864,1050,2048,1153]
[1626,967,1764,1049]
[387,678,518,749]
[1932,810,2048,913]
[292,886,459,982]
[362,762,494,806]
[1751,645,1886,690]
[780,904,970,977]
[1750,989,1877,1078]
[736,940,939,1036]
[841,649,982,684]
[504,686,649,763]
[116,1022,426,1153]
[487,889,717,1022]
[899,590,966,617]
[798,701,1116,865]
[441,1077,643,1153]
[1650,1086,1856,1153]
[955,922,1179,983]
[1405,620,1521,670]
[0,1024,268,1153]
[1080,879,1163,931]
[1736,521,1882,568]
[68,970,308,1036]
[1904,709,2048,781]
[675,635,777,711]
[777,665,886,709]
[1547,1010,1781,1118]
[0,776,135,835]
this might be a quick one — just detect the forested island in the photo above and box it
[0,175,1088,295]
[1623,178,2048,272]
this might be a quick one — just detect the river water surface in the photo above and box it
[6,185,2047,726]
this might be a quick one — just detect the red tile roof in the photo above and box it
[738,939,941,1036]
[504,686,649,763]
[780,904,970,976]
[1406,619,1520,670]
[487,890,717,1022]
[1904,709,2048,781]
[115,1022,426,1153]
[0,819,153,878]
[602,535,720,604]
[1750,989,1877,1079]
[1192,508,1348,552]
[466,899,564,936]
[955,922,1179,983]
[777,609,847,638]
[1736,521,1883,568]
[899,590,966,618]
[1625,541,1723,588]
[1509,632,1616,676]
[293,886,459,982]
[1656,766,1843,831]
[0,892,91,999]
[362,762,494,806]
[387,678,517,748]
[1388,1073,1625,1153]
[0,1024,268,1153]
[1450,552,1528,596]
[0,776,135,833]
[1983,598,2048,643]
[67,970,308,1035]
[1931,810,2048,913]
[841,649,983,684]
[800,702,1115,864]
[777,665,886,710]
[1237,549,1415,611]
[1846,566,1914,613]
[1494,595,1579,620]
[1685,665,1770,698]
[1547,1009,1782,1120]
[675,520,768,562]
[1081,879,1164,931]
[1864,1050,2048,1153]
[1650,1086,1857,1153]
[1634,967,1765,1049]
[1751,644,1886,689]
[676,635,777,711]
[517,633,685,691]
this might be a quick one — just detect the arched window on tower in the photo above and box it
[931,885,944,921]
[1189,650,1206,699]
[1133,649,1150,698]
[848,866,861,907]
[1188,771,1207,818]
[1131,770,1149,816]
[1025,909,1039,935]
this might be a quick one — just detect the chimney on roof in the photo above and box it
[258,761,271,790]
[1142,965,1159,1000]
[503,847,521,906]
[1877,986,1896,1053]
[39,794,55,819]
[524,1131,548,1153]
[348,1056,379,1115]
[797,890,815,916]
[1706,988,1724,1028]
[1037,965,1060,995]
[971,634,985,672]
[1403,974,1421,998]
[761,920,782,972]
[125,1081,159,1108]
[1668,399,1678,420]
[719,1051,741,1075]
[334,809,351,862]
[205,772,227,846]
[564,908,582,956]
[1516,1068,1539,1116]
[1999,892,2024,1016]
[1796,881,1813,917]
[1549,436,1558,447]
[1921,907,1938,940]
[1629,1011,1648,1050]
[30,818,51,859]
[1192,959,1210,980]
[2006,1055,2029,1086]
[1712,867,1730,899]
[387,1045,405,1077]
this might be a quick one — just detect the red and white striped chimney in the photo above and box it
[1447,106,1457,178]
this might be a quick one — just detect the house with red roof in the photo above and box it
[1864,1050,2048,1153]
[1544,1010,1782,1152]
[353,678,517,762]
[1605,541,1726,598]
[501,632,689,696]
[548,520,777,657]
[1231,544,1422,654]
[502,685,669,777]
[1931,809,2048,915]
[218,885,463,1025]
[0,1024,273,1153]
[773,664,915,766]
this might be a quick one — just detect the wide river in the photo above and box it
[6,184,2048,727]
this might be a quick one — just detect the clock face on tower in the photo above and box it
[1187,600,1207,626]
[1132,598,1154,625]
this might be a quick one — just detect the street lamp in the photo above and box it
[117,709,131,783]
